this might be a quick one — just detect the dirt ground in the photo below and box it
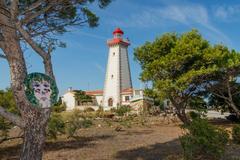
[0,116,240,160]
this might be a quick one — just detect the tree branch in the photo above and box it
[16,22,47,58]
[21,0,65,25]
[16,22,55,79]
[0,106,24,128]
[211,92,228,101]
[21,4,53,25]
[0,135,23,144]
[10,0,19,20]
[22,0,44,14]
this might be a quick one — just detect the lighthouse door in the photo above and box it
[108,98,113,107]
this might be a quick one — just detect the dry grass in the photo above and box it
[0,116,239,160]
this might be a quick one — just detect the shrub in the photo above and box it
[188,111,201,120]
[84,107,95,112]
[180,118,229,160]
[47,113,65,140]
[116,105,131,116]
[0,117,11,141]
[232,124,240,144]
[65,109,93,137]
[52,103,66,113]
[96,106,104,117]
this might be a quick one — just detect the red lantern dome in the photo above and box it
[113,27,124,35]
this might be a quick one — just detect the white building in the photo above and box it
[61,88,145,111]
[62,28,150,111]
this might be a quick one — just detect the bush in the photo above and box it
[232,124,240,144]
[180,118,229,160]
[188,111,201,120]
[65,109,93,137]
[84,107,95,112]
[116,105,131,116]
[52,103,66,113]
[47,113,65,139]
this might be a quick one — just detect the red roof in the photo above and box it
[107,38,130,46]
[85,90,103,95]
[113,28,124,35]
[84,88,133,96]
[121,88,133,94]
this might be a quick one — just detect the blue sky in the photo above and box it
[1,0,240,95]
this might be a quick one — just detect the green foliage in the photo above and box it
[52,103,66,113]
[51,97,66,113]
[135,30,214,100]
[180,118,229,160]
[188,96,207,110]
[16,0,112,50]
[74,90,93,105]
[115,105,131,116]
[188,111,201,120]
[144,88,164,108]
[47,113,65,140]
[65,110,93,137]
[0,88,18,114]
[232,124,240,144]
[84,107,95,112]
[134,29,240,123]
[0,117,11,141]
[0,88,18,141]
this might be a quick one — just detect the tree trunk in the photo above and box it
[176,109,190,125]
[0,6,51,160]
[229,102,240,119]
[170,97,190,125]
[20,110,50,160]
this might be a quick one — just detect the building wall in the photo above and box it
[62,92,75,110]
[121,93,132,106]
[103,45,121,107]
[95,95,103,106]
[120,46,132,90]
[133,89,144,97]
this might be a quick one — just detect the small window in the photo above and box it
[108,98,113,106]
[113,52,115,56]
[111,75,114,79]
[135,90,140,96]
[125,96,130,102]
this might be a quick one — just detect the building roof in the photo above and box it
[121,88,133,94]
[85,90,103,96]
[113,27,124,35]
[84,88,134,96]
[107,38,130,46]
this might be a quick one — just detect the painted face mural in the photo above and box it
[24,73,58,108]
[32,80,52,108]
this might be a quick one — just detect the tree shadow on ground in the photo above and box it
[0,134,113,160]
[223,143,240,160]
[115,138,182,160]
[123,129,154,136]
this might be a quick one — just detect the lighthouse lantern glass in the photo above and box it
[114,33,122,38]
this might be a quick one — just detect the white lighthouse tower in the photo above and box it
[103,28,132,108]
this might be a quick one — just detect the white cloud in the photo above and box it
[112,4,209,28]
[112,4,231,46]
[214,5,240,20]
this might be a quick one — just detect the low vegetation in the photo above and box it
[232,124,240,144]
[180,118,229,160]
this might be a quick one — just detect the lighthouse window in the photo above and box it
[113,52,115,56]
[111,75,114,79]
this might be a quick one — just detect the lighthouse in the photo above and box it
[103,28,132,108]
